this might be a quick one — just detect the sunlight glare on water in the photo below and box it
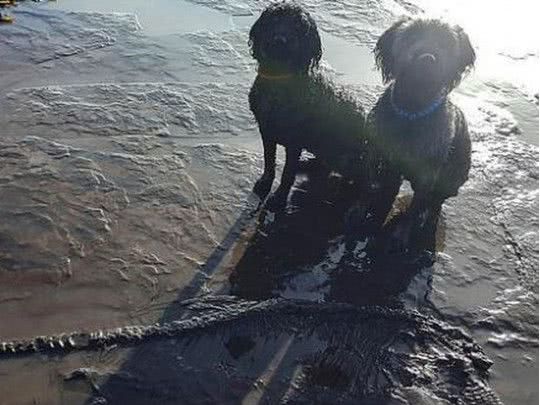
[415,0,539,94]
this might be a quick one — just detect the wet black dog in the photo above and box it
[361,18,475,252]
[248,2,367,211]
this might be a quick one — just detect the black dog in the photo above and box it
[248,2,367,211]
[361,18,476,252]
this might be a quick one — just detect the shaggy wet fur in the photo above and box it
[360,18,475,253]
[248,2,367,211]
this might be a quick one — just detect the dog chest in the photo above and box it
[371,103,455,188]
[249,79,326,148]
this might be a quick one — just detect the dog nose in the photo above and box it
[417,53,437,65]
[272,35,288,45]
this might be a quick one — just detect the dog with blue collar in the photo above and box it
[353,17,476,254]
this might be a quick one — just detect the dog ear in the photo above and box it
[374,18,410,83]
[457,26,476,77]
[447,26,476,90]
[248,9,268,61]
[301,17,322,71]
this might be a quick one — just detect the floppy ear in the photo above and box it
[447,26,476,90]
[248,10,269,62]
[457,26,476,77]
[300,14,322,71]
[374,18,410,83]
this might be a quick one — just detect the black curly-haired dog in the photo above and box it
[248,2,367,211]
[361,17,476,253]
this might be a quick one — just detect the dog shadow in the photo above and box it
[230,164,443,305]
[85,164,444,404]
[218,168,443,402]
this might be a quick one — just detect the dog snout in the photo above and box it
[272,34,288,45]
[417,53,437,66]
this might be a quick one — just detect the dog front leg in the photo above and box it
[389,187,443,253]
[253,137,277,199]
[265,146,301,211]
[409,192,444,230]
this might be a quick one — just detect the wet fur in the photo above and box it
[248,2,367,211]
[364,18,475,252]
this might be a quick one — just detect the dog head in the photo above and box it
[374,18,475,95]
[249,2,322,74]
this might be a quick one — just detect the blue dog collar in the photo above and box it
[390,84,446,121]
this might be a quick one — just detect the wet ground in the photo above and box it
[0,0,538,404]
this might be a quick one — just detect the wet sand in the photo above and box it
[0,1,537,404]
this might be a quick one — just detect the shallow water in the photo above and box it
[0,0,537,404]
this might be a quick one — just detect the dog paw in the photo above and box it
[296,156,322,173]
[253,176,274,199]
[265,192,288,212]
